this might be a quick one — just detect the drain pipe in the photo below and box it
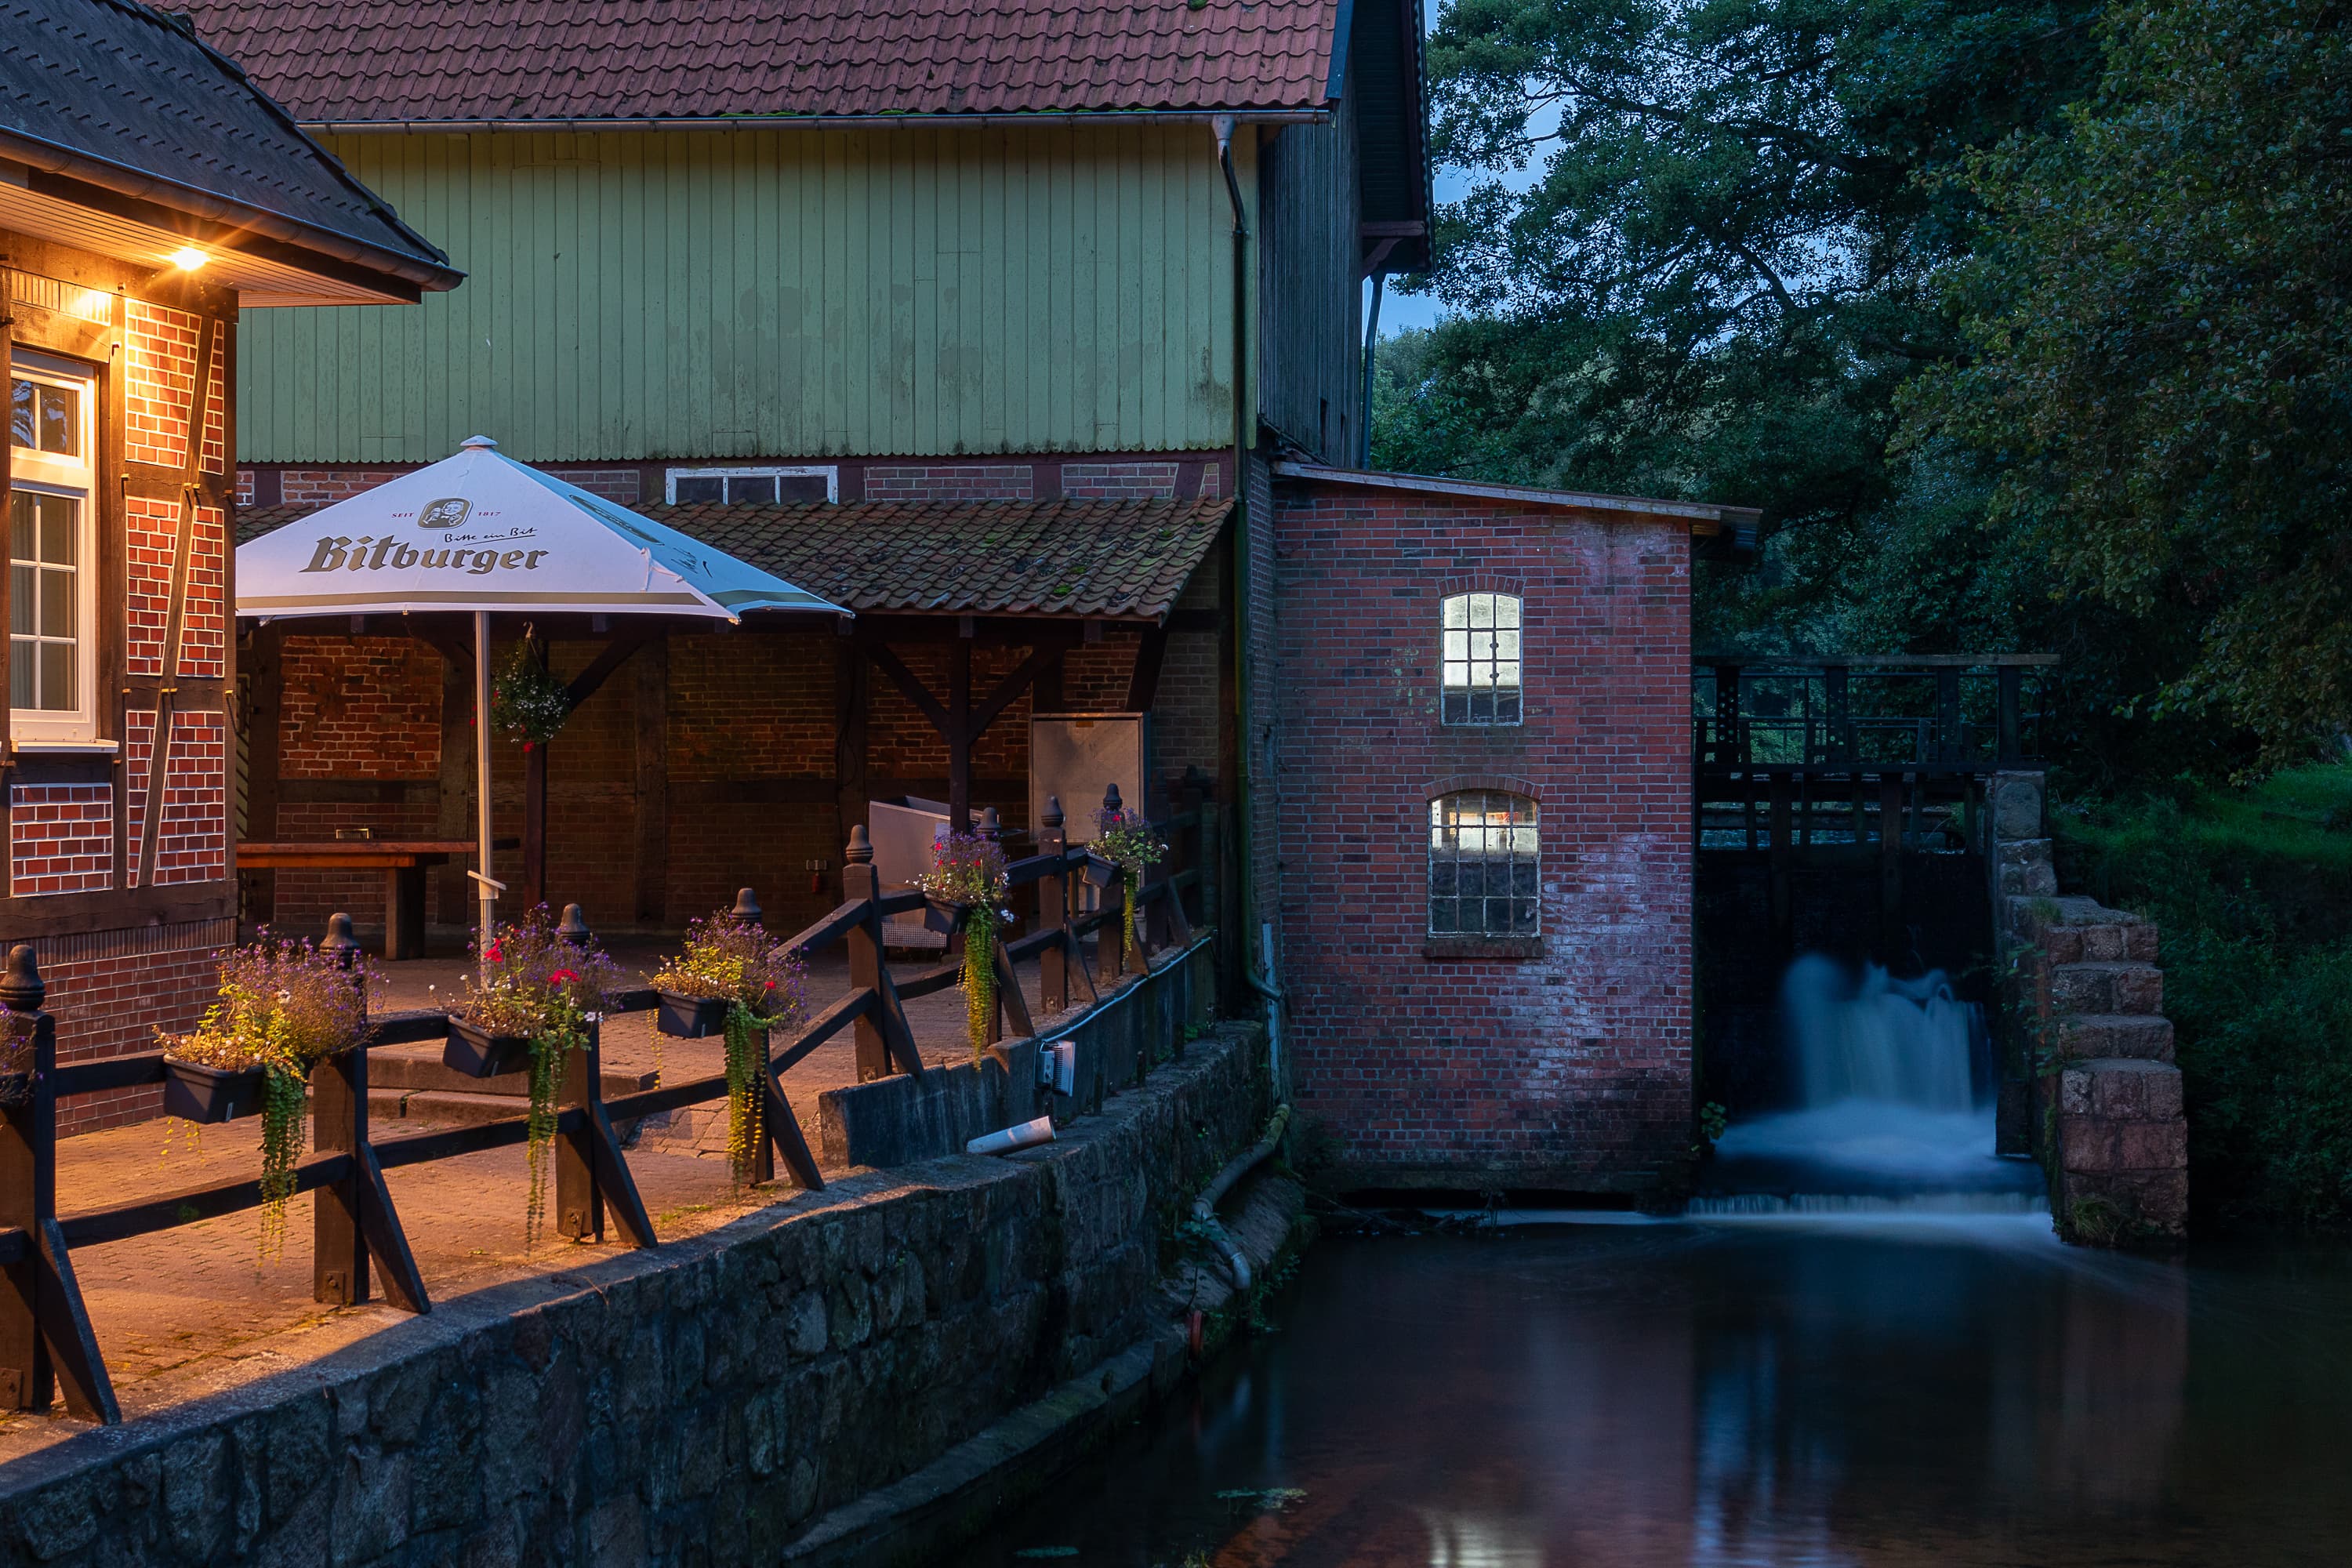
[1213,117,1285,1092]
[1192,1105,1291,1292]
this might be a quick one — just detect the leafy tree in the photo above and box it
[1911,0,2352,764]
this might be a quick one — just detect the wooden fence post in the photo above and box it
[0,946,114,1421]
[556,904,653,1247]
[1038,795,1068,1014]
[843,828,892,1082]
[313,913,369,1305]
[979,808,1007,1045]
[1098,783,1127,985]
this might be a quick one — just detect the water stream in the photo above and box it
[1701,954,2038,1206]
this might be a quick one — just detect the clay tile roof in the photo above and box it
[0,0,458,288]
[176,2,1345,124]
[238,495,1233,620]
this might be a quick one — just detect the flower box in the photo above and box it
[162,1058,269,1123]
[655,991,732,1039]
[922,898,963,935]
[444,1018,534,1079]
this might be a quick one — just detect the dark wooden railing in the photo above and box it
[1694,655,2056,775]
[0,783,1216,1425]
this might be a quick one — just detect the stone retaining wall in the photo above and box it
[0,1025,1272,1566]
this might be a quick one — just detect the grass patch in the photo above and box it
[2056,763,2352,1229]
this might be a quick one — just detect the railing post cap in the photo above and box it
[322,912,361,967]
[1102,781,1122,812]
[0,945,43,1012]
[846,825,873,864]
[1043,794,1064,828]
[731,887,763,924]
[978,805,1002,840]
[557,902,593,946]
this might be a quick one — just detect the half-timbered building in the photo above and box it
[1,0,457,1127]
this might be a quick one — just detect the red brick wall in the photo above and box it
[125,498,227,679]
[864,466,1035,502]
[1271,482,1695,1194]
[270,636,445,926]
[122,299,224,474]
[9,784,114,897]
[45,920,237,1136]
[1063,462,1180,500]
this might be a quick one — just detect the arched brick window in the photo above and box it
[1428,791,1539,936]
[1441,591,1523,724]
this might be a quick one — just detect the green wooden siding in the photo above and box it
[239,127,1254,463]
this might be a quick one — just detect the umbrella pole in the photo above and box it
[474,611,497,950]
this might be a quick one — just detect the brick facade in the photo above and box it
[863,465,1035,502]
[9,785,114,897]
[1271,478,1695,1193]
[259,619,1222,940]
[122,299,225,474]
[1062,461,1180,499]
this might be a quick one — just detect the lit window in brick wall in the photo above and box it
[9,350,99,741]
[1428,791,1540,937]
[1441,592,1523,725]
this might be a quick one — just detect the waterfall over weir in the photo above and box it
[1698,954,2044,1207]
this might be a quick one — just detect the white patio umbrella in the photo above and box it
[237,435,847,946]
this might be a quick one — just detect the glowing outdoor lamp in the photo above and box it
[168,246,207,271]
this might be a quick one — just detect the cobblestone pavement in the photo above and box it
[0,936,1096,1456]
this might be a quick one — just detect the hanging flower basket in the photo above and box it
[650,913,808,1187]
[922,896,965,935]
[161,1058,269,1123]
[443,1018,534,1079]
[655,991,732,1039]
[917,830,1012,1061]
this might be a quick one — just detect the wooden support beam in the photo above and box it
[633,640,669,925]
[971,640,1072,739]
[1123,622,1171,713]
[949,636,973,829]
[862,643,951,733]
[834,636,869,849]
[563,631,652,710]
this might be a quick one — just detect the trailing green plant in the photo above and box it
[161,933,376,1265]
[489,638,572,748]
[652,913,809,1187]
[1096,807,1165,965]
[454,909,622,1248]
[920,829,1011,1060]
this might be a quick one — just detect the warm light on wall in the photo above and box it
[168,247,208,271]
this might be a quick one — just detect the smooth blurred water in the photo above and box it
[1708,956,2034,1203]
[951,1225,2352,1566]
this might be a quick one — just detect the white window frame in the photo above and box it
[1441,590,1525,726]
[9,350,100,746]
[663,465,838,504]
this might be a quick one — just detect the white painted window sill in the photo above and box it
[10,740,120,755]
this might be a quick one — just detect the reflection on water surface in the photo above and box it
[955,1221,2352,1566]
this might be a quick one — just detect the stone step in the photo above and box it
[368,1047,653,1101]
[2048,960,2164,1017]
[2056,1057,2183,1121]
[2038,921,2159,966]
[2053,1012,2175,1062]
[368,1087,532,1127]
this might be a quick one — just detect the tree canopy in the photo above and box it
[1381,0,2352,779]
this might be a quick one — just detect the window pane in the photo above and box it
[38,498,75,565]
[1429,862,1455,897]
[38,643,71,710]
[8,639,31,709]
[1496,691,1522,725]
[1442,690,1466,723]
[1496,596,1521,629]
[1443,629,1468,660]
[727,475,779,504]
[1430,898,1458,933]
[1496,660,1521,690]
[1469,593,1494,629]
[1513,898,1540,934]
[38,567,72,638]
[1497,630,1520,660]
[1443,595,1468,629]
[9,564,31,630]
[9,379,30,452]
[673,476,724,503]
[778,474,832,505]
[1470,690,1494,723]
[9,492,31,560]
[37,384,78,456]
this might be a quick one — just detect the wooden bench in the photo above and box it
[238,840,514,960]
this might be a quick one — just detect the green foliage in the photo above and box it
[1913,0,2352,765]
[2056,764,2352,1228]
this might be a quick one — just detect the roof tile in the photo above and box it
[239,495,1232,621]
[176,1,1340,123]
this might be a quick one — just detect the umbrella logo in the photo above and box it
[418,497,472,532]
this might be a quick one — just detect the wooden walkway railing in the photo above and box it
[0,785,1216,1425]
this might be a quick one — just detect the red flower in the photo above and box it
[484,941,504,964]
[548,967,581,987]
[763,979,776,991]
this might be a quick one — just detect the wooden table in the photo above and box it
[237,840,514,960]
